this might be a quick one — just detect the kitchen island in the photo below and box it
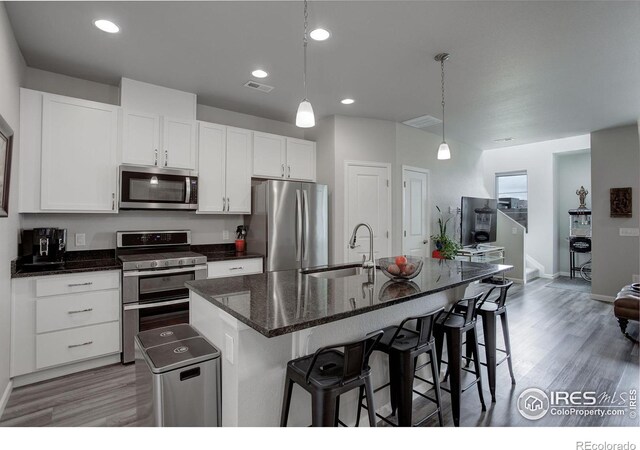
[186,258,510,426]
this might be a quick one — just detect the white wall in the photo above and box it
[555,151,591,275]
[590,124,640,300]
[482,135,591,277]
[20,69,305,250]
[0,2,26,412]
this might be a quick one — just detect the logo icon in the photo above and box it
[517,388,550,420]
[173,346,189,354]
[160,331,174,337]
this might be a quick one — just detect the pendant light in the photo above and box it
[296,0,315,128]
[435,53,451,160]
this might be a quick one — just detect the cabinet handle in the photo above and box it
[68,308,93,315]
[154,149,158,166]
[68,282,93,287]
[281,164,285,178]
[164,150,168,167]
[223,197,226,211]
[229,267,244,270]
[287,166,291,178]
[226,197,230,212]
[68,341,93,349]
[112,192,115,211]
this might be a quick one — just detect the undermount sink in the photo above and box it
[305,266,366,279]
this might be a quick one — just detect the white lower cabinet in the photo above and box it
[207,258,263,279]
[11,271,121,379]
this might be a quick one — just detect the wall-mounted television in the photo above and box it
[461,196,498,247]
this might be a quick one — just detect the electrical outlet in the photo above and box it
[224,333,234,364]
[75,233,86,247]
[619,228,639,237]
[512,227,518,235]
[223,230,229,240]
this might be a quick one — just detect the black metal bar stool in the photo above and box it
[464,282,516,402]
[280,330,384,427]
[355,308,445,427]
[434,294,486,427]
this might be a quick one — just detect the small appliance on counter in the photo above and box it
[19,228,67,267]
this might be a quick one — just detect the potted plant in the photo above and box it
[431,206,461,259]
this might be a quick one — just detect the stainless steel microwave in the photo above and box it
[119,166,198,210]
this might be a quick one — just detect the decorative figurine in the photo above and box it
[576,186,589,209]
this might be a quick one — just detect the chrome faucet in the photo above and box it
[348,223,375,269]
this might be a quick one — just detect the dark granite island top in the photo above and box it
[186,258,511,338]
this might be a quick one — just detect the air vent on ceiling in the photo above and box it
[402,115,442,129]
[244,80,274,93]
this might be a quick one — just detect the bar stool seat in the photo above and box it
[434,294,486,427]
[357,308,445,427]
[280,331,384,427]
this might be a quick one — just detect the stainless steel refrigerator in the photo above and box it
[246,180,328,272]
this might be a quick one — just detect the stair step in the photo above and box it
[525,266,539,282]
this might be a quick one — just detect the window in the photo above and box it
[496,171,528,231]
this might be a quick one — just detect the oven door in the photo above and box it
[119,165,197,210]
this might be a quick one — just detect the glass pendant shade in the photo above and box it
[437,141,451,160]
[296,99,315,128]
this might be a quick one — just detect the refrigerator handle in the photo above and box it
[296,189,302,262]
[303,189,309,262]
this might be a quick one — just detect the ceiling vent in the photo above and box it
[402,115,442,129]
[244,80,274,93]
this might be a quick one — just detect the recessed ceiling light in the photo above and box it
[251,69,269,79]
[340,98,355,105]
[94,19,120,34]
[493,137,515,142]
[310,28,331,41]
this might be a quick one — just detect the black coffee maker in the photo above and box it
[20,228,67,266]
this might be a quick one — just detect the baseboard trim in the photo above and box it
[591,294,615,303]
[0,380,13,419]
[505,277,525,284]
[12,354,120,388]
[540,272,560,280]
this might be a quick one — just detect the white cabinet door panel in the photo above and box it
[41,94,118,212]
[207,258,263,278]
[197,122,226,213]
[286,138,316,181]
[122,111,160,166]
[163,117,196,169]
[226,127,252,214]
[253,132,285,178]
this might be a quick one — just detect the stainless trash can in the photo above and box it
[135,324,221,427]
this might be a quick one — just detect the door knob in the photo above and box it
[423,239,428,244]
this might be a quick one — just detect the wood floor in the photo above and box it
[1,278,638,427]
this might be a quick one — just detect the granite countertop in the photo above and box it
[11,243,265,278]
[186,258,512,338]
[11,250,121,278]
[191,244,263,263]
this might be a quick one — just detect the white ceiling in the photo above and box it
[5,1,640,149]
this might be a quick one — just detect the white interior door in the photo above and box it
[402,167,430,257]
[345,162,391,263]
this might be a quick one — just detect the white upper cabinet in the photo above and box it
[225,127,252,213]
[252,132,316,181]
[40,94,119,212]
[252,132,286,179]
[197,122,226,213]
[286,138,316,181]
[122,111,160,167]
[197,123,251,214]
[122,112,196,170]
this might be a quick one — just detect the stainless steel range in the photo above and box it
[117,230,207,364]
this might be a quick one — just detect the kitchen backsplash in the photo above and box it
[20,211,244,250]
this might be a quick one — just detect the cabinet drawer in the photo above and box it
[36,289,120,334]
[36,321,120,369]
[36,271,120,298]
[207,258,263,279]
